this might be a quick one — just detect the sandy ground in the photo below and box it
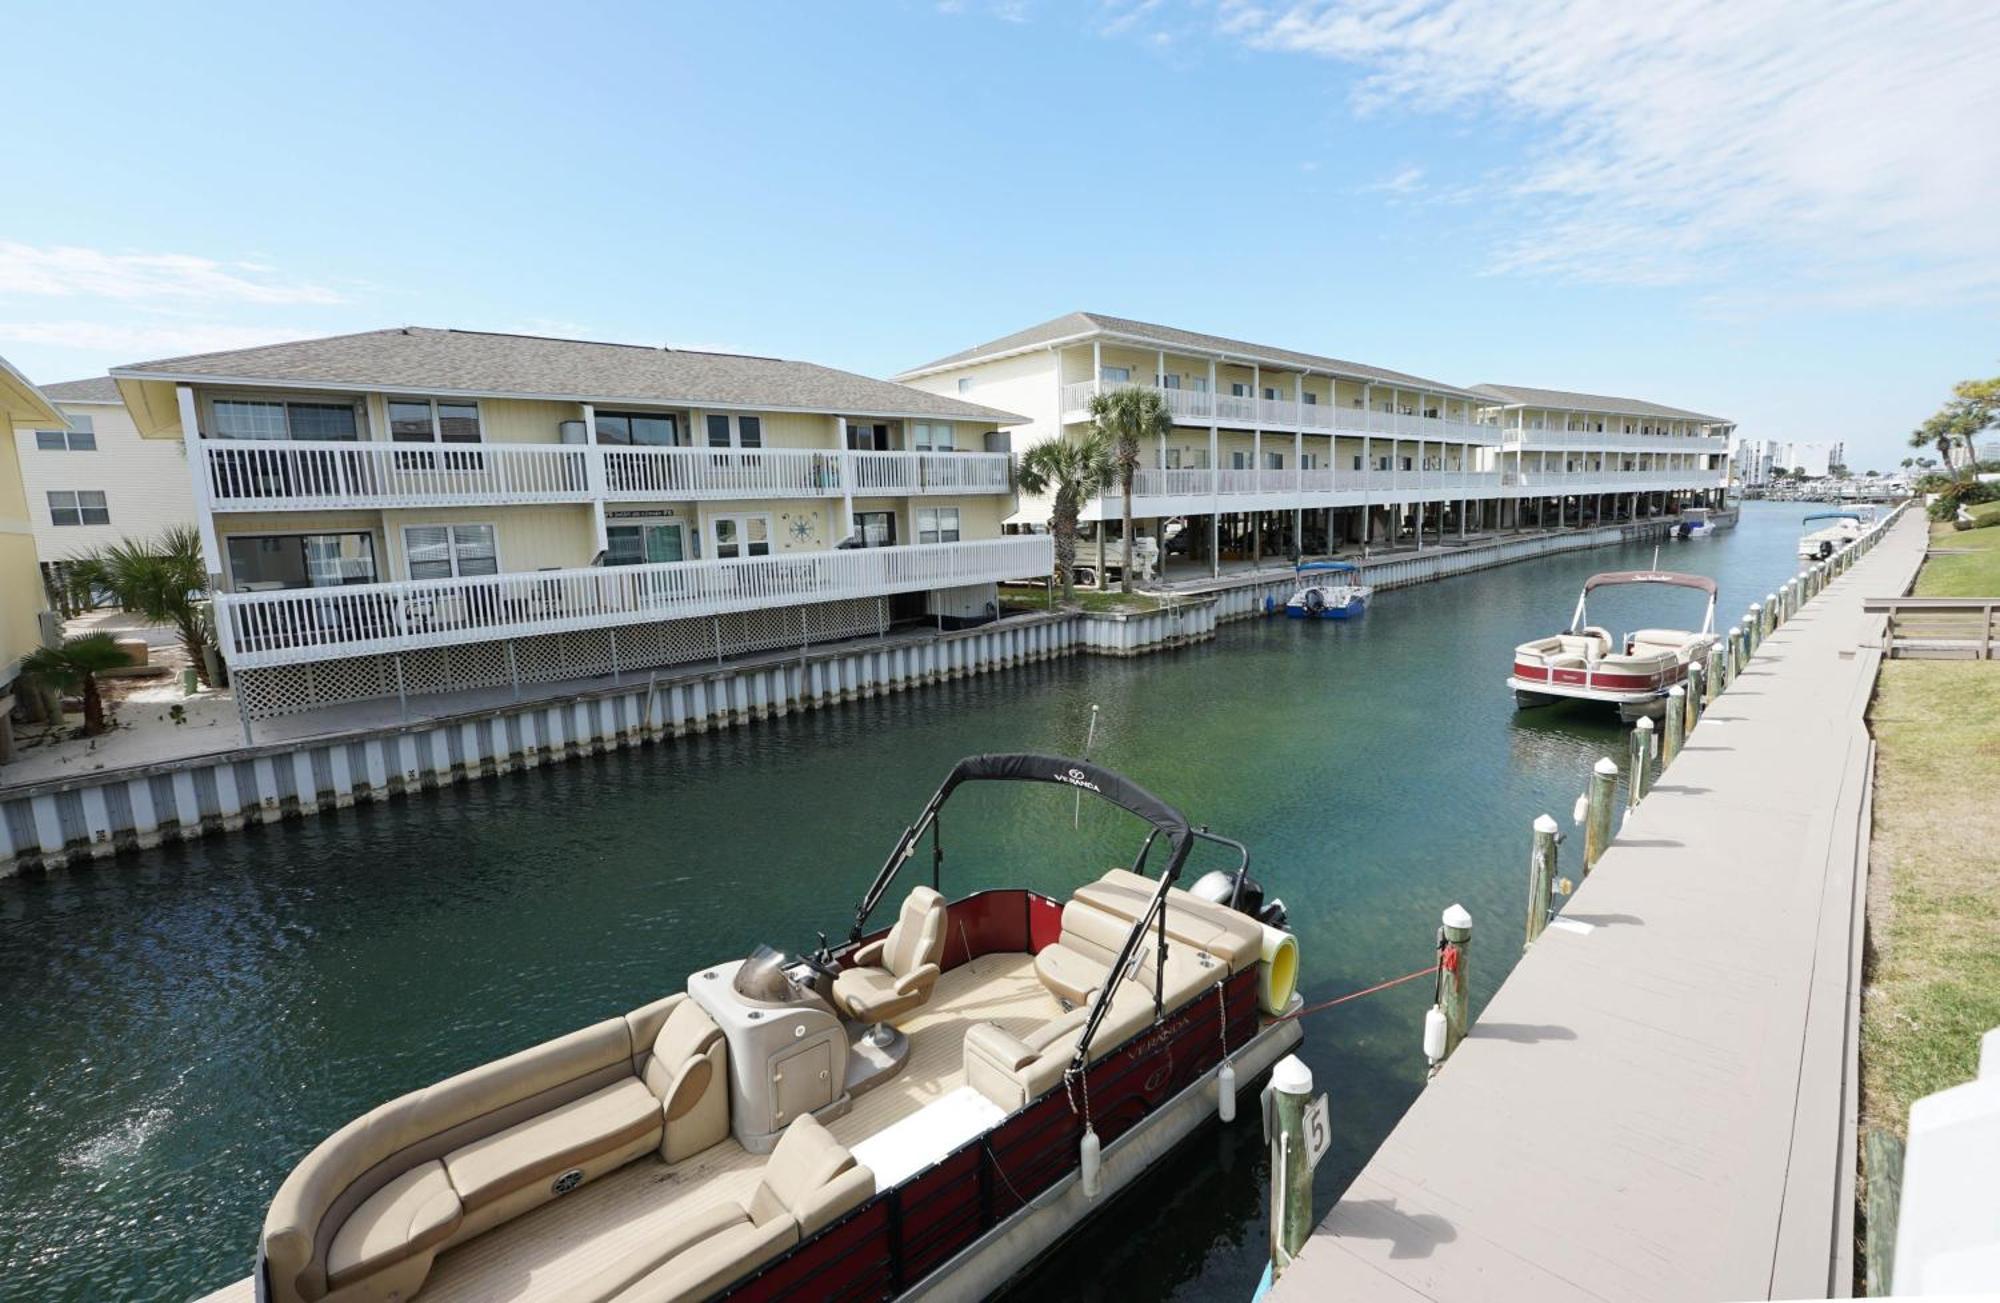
[3,612,243,786]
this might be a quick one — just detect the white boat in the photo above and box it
[1508,570,1719,721]
[1797,510,1865,560]
[1673,506,1718,540]
[234,754,1303,1303]
[1284,560,1371,620]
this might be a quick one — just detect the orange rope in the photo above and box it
[1271,963,1440,1023]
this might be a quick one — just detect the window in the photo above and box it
[404,524,498,580]
[211,399,359,441]
[1263,452,1284,470]
[1231,451,1248,470]
[705,414,762,448]
[389,398,482,467]
[1401,456,1413,471]
[711,513,771,559]
[1352,455,1363,471]
[1159,373,1181,390]
[852,511,897,547]
[35,416,95,450]
[47,490,109,526]
[226,533,377,590]
[1192,377,1210,394]
[1264,387,1280,402]
[847,422,889,451]
[1376,456,1392,471]
[1100,366,1131,384]
[1231,383,1249,398]
[596,411,681,446]
[606,521,685,565]
[1302,392,1317,406]
[956,378,973,394]
[1165,448,1180,469]
[1301,453,1318,470]
[912,422,955,451]
[917,506,960,544]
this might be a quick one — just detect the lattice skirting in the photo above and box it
[234,598,888,719]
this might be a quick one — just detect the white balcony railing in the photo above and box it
[202,440,1012,510]
[1502,429,1729,453]
[1059,379,1497,443]
[216,536,1053,669]
[202,440,592,509]
[1087,462,1722,511]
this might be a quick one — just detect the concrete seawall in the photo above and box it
[1,516,1686,878]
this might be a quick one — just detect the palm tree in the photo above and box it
[1016,434,1115,604]
[65,525,214,684]
[22,634,131,735]
[1086,387,1172,593]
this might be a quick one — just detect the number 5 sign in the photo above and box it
[1303,1093,1332,1169]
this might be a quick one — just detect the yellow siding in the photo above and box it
[2,417,49,678]
[379,505,595,577]
[478,398,578,444]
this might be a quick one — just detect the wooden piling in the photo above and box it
[1628,717,1654,808]
[1269,1055,1316,1277]
[1527,814,1558,947]
[1436,903,1472,1066]
[1747,604,1763,653]
[1705,644,1724,703]
[1663,685,1685,766]
[1685,663,1703,731]
[1585,756,1617,872]
[1765,592,1780,633]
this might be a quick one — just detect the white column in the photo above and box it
[1157,349,1168,470]
[1361,382,1373,545]
[836,416,853,539]
[1208,357,1220,579]
[582,401,608,558]
[1092,339,1103,398]
[177,384,225,585]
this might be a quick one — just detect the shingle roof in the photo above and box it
[895,311,1490,400]
[1471,384,1728,425]
[39,376,123,403]
[111,328,1025,423]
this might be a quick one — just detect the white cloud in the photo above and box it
[0,242,344,306]
[1358,163,1425,195]
[1208,0,2000,305]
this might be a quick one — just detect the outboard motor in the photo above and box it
[1189,870,1296,1013]
[1188,868,1285,928]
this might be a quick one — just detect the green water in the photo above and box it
[0,503,1827,1302]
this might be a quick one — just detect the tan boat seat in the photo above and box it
[1075,869,1264,972]
[833,885,946,1026]
[324,1160,462,1294]
[639,997,730,1165]
[1032,900,1134,1005]
[443,1077,663,1218]
[964,985,1158,1112]
[563,1114,875,1303]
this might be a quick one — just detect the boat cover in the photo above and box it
[1581,570,1718,596]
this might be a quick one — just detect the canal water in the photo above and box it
[0,503,1828,1302]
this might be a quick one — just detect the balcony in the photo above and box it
[200,440,1012,511]
[1501,428,1731,454]
[1079,462,1726,517]
[1059,380,1497,443]
[1502,469,1729,491]
[214,536,1053,669]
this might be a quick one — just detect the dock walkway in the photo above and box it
[1274,510,1927,1302]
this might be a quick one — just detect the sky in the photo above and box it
[4,0,1997,469]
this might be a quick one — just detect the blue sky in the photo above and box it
[4,0,1997,468]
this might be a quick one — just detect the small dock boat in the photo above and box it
[1285,560,1371,620]
[1508,570,1719,720]
[1673,506,1717,540]
[235,755,1303,1303]
[1797,511,1864,560]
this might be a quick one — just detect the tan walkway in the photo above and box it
[1275,510,1927,1302]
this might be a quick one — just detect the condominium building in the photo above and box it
[2,354,62,758]
[108,328,1045,719]
[1737,438,1843,485]
[897,313,1732,576]
[12,376,196,584]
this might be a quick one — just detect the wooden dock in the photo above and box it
[1273,510,1928,1302]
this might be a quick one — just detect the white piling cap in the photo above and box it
[1766,592,1777,602]
[1667,684,1685,698]
[1534,812,1559,833]
[1272,1054,1314,1096]
[1728,625,1741,635]
[1595,756,1620,776]
[1441,902,1473,930]
[1636,716,1655,731]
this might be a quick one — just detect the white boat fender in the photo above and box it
[1257,924,1301,1015]
[1080,1125,1102,1199]
[1218,1058,1238,1124]
[1422,1005,1448,1064]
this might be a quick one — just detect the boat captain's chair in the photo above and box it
[833,885,946,1044]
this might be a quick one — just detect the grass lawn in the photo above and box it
[1862,660,2000,1137]
[1916,505,2000,597]
[996,583,1161,614]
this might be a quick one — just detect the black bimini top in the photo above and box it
[1582,570,1719,597]
[937,753,1191,851]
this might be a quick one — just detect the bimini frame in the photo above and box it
[844,752,1205,1086]
[1568,570,1719,639]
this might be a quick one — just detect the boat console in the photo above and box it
[688,948,855,1155]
